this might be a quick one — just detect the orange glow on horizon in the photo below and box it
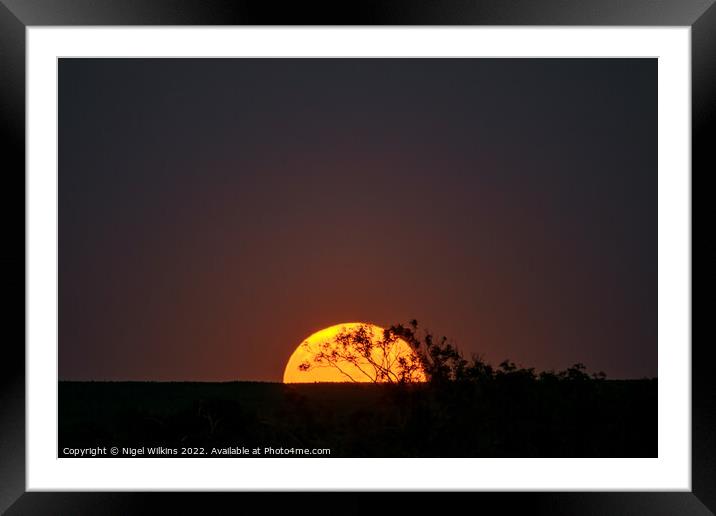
[283,322,426,383]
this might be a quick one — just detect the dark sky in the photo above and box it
[59,58,656,381]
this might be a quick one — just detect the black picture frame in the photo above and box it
[0,1,708,514]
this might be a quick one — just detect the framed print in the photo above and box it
[0,0,709,513]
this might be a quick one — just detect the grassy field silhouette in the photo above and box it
[59,378,656,457]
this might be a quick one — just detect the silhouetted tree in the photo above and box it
[387,320,468,384]
[298,319,608,386]
[298,323,424,383]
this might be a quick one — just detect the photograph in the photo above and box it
[1,0,707,508]
[58,57,658,459]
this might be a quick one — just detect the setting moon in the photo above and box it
[283,322,426,383]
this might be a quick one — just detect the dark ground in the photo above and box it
[59,379,657,458]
